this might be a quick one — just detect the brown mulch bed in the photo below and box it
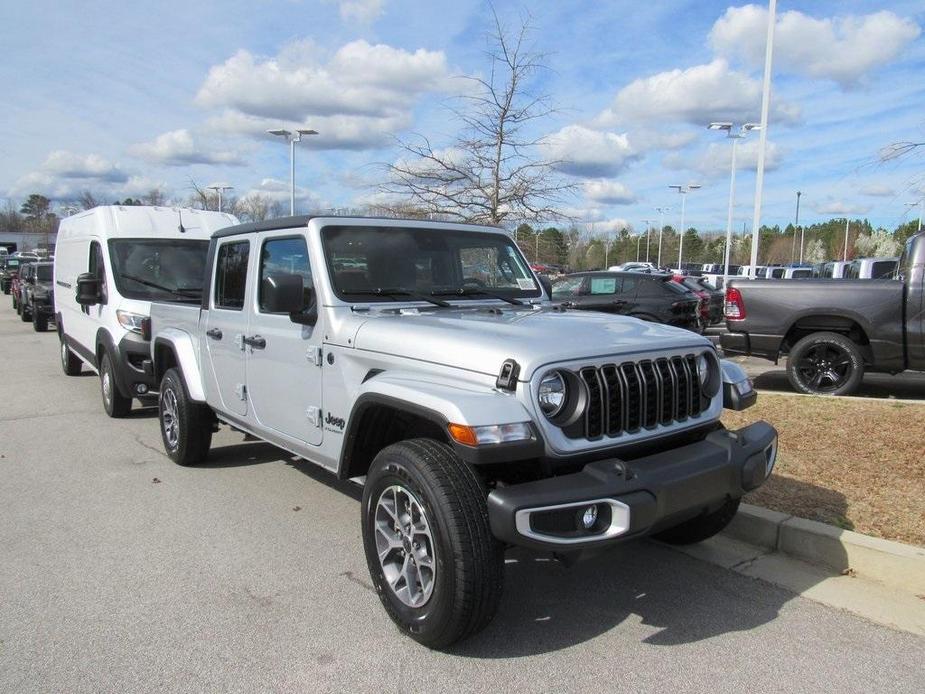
[722,394,925,547]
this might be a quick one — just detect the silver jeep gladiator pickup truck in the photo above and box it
[149,215,777,649]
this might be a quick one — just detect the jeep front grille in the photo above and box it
[575,355,707,439]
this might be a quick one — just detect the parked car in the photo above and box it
[55,205,238,417]
[819,260,850,278]
[737,265,766,278]
[552,271,702,331]
[608,261,658,273]
[782,267,813,279]
[148,214,776,648]
[721,231,925,396]
[0,256,22,294]
[19,261,55,331]
[843,257,899,280]
[675,275,723,325]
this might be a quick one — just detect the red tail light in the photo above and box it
[724,287,746,320]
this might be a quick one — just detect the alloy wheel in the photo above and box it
[161,388,180,449]
[795,343,853,393]
[374,485,437,608]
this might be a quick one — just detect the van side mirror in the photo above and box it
[76,272,101,306]
[263,273,317,326]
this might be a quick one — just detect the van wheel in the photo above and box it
[654,498,741,545]
[787,332,864,396]
[60,338,82,376]
[100,352,131,417]
[32,305,48,332]
[158,367,212,465]
[362,439,503,649]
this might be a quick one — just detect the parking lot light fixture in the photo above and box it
[656,206,670,267]
[906,200,924,232]
[266,128,319,215]
[708,122,759,288]
[206,184,233,213]
[642,219,652,262]
[669,184,701,270]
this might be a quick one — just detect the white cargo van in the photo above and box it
[55,205,238,416]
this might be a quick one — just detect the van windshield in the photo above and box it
[108,239,209,302]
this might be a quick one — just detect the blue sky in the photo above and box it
[2,0,924,232]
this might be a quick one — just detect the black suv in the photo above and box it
[0,257,22,294]
[552,271,701,331]
[19,261,54,331]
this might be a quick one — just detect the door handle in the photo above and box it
[243,335,266,350]
[206,328,223,340]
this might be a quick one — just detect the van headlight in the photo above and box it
[538,370,567,418]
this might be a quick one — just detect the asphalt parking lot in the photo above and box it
[2,306,924,693]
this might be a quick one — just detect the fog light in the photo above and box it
[135,383,148,395]
[581,504,598,530]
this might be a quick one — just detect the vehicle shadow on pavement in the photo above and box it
[197,442,295,469]
[749,365,924,400]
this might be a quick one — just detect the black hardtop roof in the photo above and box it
[211,215,503,240]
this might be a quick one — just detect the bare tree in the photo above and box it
[187,178,217,211]
[381,11,572,225]
[141,188,168,206]
[77,191,99,210]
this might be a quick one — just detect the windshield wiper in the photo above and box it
[120,273,202,301]
[342,287,451,308]
[431,286,524,306]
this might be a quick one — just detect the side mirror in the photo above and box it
[76,272,101,307]
[263,273,317,326]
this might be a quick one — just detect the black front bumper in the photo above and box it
[487,421,777,551]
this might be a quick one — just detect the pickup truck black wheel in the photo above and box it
[362,439,503,649]
[60,338,82,376]
[787,332,864,396]
[654,497,741,545]
[20,300,31,321]
[32,304,48,332]
[100,352,132,417]
[158,367,212,465]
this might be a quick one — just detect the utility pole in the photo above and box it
[843,217,850,262]
[642,219,652,262]
[656,207,669,268]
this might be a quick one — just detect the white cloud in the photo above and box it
[244,177,326,209]
[812,199,872,216]
[583,180,637,205]
[596,59,800,128]
[11,150,135,198]
[129,129,245,166]
[858,182,895,198]
[710,5,921,88]
[337,0,384,23]
[42,151,127,182]
[664,139,782,177]
[594,218,632,233]
[195,39,450,150]
[544,125,637,177]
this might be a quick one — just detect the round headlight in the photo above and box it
[538,370,567,418]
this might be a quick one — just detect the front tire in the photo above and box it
[362,439,503,649]
[787,331,864,396]
[60,337,82,376]
[654,498,741,545]
[100,352,132,417]
[32,304,48,331]
[158,367,213,465]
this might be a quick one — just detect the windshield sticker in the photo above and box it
[516,278,536,290]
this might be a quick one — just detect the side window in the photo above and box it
[214,241,250,310]
[621,277,637,294]
[89,241,108,302]
[259,236,313,313]
[589,276,618,295]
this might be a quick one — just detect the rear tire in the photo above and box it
[100,352,132,417]
[32,304,48,332]
[20,300,30,321]
[60,337,82,376]
[787,331,864,396]
[654,498,741,545]
[361,439,503,649]
[158,367,213,465]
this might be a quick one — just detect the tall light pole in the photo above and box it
[708,122,759,288]
[906,200,924,231]
[796,191,804,263]
[656,207,669,268]
[669,184,701,270]
[266,128,319,215]
[207,184,233,212]
[843,217,851,262]
[748,0,777,279]
[642,219,652,262]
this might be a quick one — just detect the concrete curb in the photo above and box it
[723,503,925,594]
[753,389,925,405]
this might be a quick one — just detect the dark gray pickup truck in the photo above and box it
[721,231,924,396]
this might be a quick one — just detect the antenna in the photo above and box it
[178,209,187,234]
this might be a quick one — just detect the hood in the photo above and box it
[352,306,711,380]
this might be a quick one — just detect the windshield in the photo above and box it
[36,265,52,281]
[108,239,209,302]
[322,225,540,302]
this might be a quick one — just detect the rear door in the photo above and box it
[245,233,323,446]
[568,274,627,313]
[205,237,253,417]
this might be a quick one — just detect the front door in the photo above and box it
[245,233,323,446]
[205,237,253,417]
